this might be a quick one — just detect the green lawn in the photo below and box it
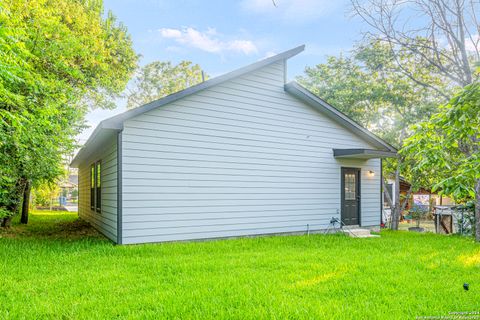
[1,211,479,319]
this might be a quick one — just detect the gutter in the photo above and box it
[380,158,383,226]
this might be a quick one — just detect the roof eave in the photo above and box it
[333,148,398,159]
[71,45,306,168]
[70,122,120,167]
[102,45,306,129]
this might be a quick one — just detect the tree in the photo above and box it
[349,0,480,229]
[298,55,383,128]
[401,82,480,241]
[351,0,479,91]
[298,40,446,229]
[0,0,137,226]
[126,61,205,109]
[33,182,61,211]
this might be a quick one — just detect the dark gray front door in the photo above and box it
[341,168,360,226]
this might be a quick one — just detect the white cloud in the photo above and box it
[158,27,258,55]
[228,40,258,55]
[160,28,182,38]
[240,0,342,23]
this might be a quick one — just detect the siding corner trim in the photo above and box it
[117,131,123,245]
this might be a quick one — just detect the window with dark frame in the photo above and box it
[90,164,95,210]
[90,161,102,213]
[96,161,101,213]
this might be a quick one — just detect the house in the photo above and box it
[70,45,397,244]
[58,174,78,200]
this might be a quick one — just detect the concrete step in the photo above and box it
[352,234,381,238]
[342,228,379,238]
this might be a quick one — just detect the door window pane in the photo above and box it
[345,173,356,200]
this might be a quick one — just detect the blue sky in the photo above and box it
[81,0,367,142]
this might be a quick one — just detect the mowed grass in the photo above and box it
[1,211,479,319]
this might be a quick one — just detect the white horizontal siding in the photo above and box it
[78,135,117,242]
[121,60,381,244]
[124,225,328,244]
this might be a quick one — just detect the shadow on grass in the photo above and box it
[0,211,104,241]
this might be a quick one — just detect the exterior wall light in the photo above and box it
[368,170,375,177]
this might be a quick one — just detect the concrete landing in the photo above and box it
[342,228,380,238]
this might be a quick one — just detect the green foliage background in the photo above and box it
[0,0,137,218]
[126,61,206,109]
[403,83,480,200]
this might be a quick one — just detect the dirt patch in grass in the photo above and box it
[0,228,18,239]
[35,218,101,239]
[0,211,102,240]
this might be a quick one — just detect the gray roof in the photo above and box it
[93,45,305,131]
[333,149,397,159]
[71,45,305,167]
[71,44,396,167]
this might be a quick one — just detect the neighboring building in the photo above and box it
[58,174,78,200]
[382,177,455,223]
[70,46,397,244]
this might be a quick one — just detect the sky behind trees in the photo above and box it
[82,0,367,142]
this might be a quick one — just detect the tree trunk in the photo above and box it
[0,177,27,228]
[391,161,402,230]
[390,128,406,231]
[400,186,413,213]
[1,216,12,228]
[20,180,31,224]
[475,178,480,242]
[382,179,394,208]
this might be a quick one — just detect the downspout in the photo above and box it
[380,158,383,226]
[116,131,123,245]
